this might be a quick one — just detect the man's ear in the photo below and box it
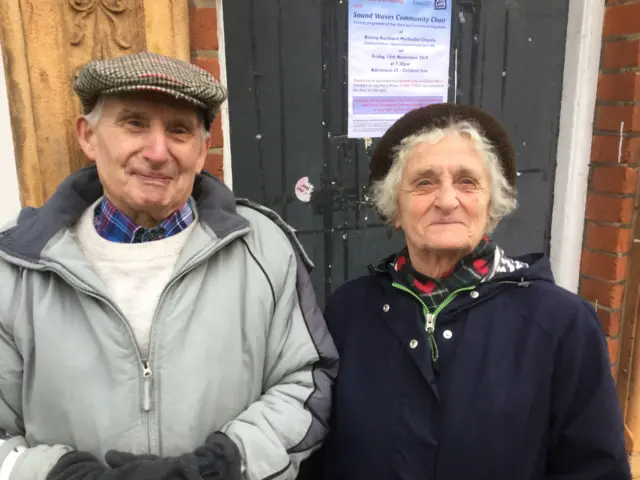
[76,116,97,163]
[196,132,211,174]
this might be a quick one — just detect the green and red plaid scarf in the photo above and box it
[389,235,496,311]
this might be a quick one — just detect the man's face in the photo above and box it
[76,92,209,226]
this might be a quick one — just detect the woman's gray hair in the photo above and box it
[369,120,516,233]
[83,95,210,141]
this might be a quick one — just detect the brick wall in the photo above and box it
[188,0,224,180]
[579,0,640,379]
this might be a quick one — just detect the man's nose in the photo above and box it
[142,127,169,163]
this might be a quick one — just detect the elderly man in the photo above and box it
[0,52,337,480]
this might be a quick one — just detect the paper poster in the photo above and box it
[348,0,453,138]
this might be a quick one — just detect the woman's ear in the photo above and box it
[76,117,97,162]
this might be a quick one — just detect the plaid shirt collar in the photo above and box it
[93,196,195,243]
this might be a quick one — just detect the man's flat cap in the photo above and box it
[74,51,227,130]
[369,103,517,189]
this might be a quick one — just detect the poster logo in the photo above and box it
[434,0,447,9]
[412,0,433,6]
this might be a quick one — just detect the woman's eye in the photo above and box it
[418,179,433,186]
[127,120,144,128]
[459,178,476,185]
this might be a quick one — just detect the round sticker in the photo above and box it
[295,177,315,203]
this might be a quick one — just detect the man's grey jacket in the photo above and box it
[0,166,338,480]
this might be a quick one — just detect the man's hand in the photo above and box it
[193,432,242,480]
[104,432,243,479]
[46,450,203,480]
[50,432,243,480]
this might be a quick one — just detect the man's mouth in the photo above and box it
[135,172,172,182]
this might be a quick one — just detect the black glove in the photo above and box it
[193,432,242,480]
[46,450,202,480]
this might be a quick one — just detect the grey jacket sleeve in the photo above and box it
[0,269,72,479]
[220,251,339,480]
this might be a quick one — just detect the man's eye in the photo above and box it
[418,179,433,186]
[127,119,145,128]
[459,178,476,185]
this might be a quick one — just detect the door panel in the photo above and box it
[224,0,569,305]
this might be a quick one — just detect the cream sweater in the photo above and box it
[74,200,195,357]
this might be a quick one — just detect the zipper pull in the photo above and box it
[425,313,435,332]
[425,313,440,363]
[142,361,153,412]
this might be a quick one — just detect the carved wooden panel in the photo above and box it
[0,0,189,207]
[67,0,144,58]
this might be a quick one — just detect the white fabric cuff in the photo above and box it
[0,446,26,480]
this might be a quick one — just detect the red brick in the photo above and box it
[209,113,223,148]
[591,165,638,194]
[598,309,622,337]
[597,72,640,101]
[602,39,640,69]
[203,152,223,179]
[581,249,629,281]
[603,3,640,37]
[189,7,219,51]
[591,136,640,164]
[585,222,633,253]
[580,276,625,309]
[595,105,640,132]
[191,56,220,80]
[585,194,635,224]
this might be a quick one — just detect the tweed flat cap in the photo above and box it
[74,52,227,130]
[369,103,517,189]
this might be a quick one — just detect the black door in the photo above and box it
[223,0,569,306]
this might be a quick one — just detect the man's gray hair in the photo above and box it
[83,95,210,141]
[369,120,516,233]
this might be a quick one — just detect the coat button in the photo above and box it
[470,291,479,299]
[443,330,453,339]
[383,304,390,312]
[409,339,419,349]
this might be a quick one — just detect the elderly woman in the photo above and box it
[301,104,630,479]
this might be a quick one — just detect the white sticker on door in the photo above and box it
[295,177,315,203]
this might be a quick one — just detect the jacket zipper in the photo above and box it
[391,279,531,363]
[34,227,249,451]
[41,266,149,397]
[143,227,250,384]
[391,283,476,363]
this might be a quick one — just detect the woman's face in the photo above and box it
[394,134,492,256]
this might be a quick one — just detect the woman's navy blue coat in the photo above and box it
[299,254,629,480]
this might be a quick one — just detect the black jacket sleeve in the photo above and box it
[546,302,630,479]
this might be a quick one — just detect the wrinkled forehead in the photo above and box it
[404,136,487,177]
[102,91,203,122]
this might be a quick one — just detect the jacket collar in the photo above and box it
[0,165,249,264]
[371,249,552,286]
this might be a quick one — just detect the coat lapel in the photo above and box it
[378,287,440,400]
